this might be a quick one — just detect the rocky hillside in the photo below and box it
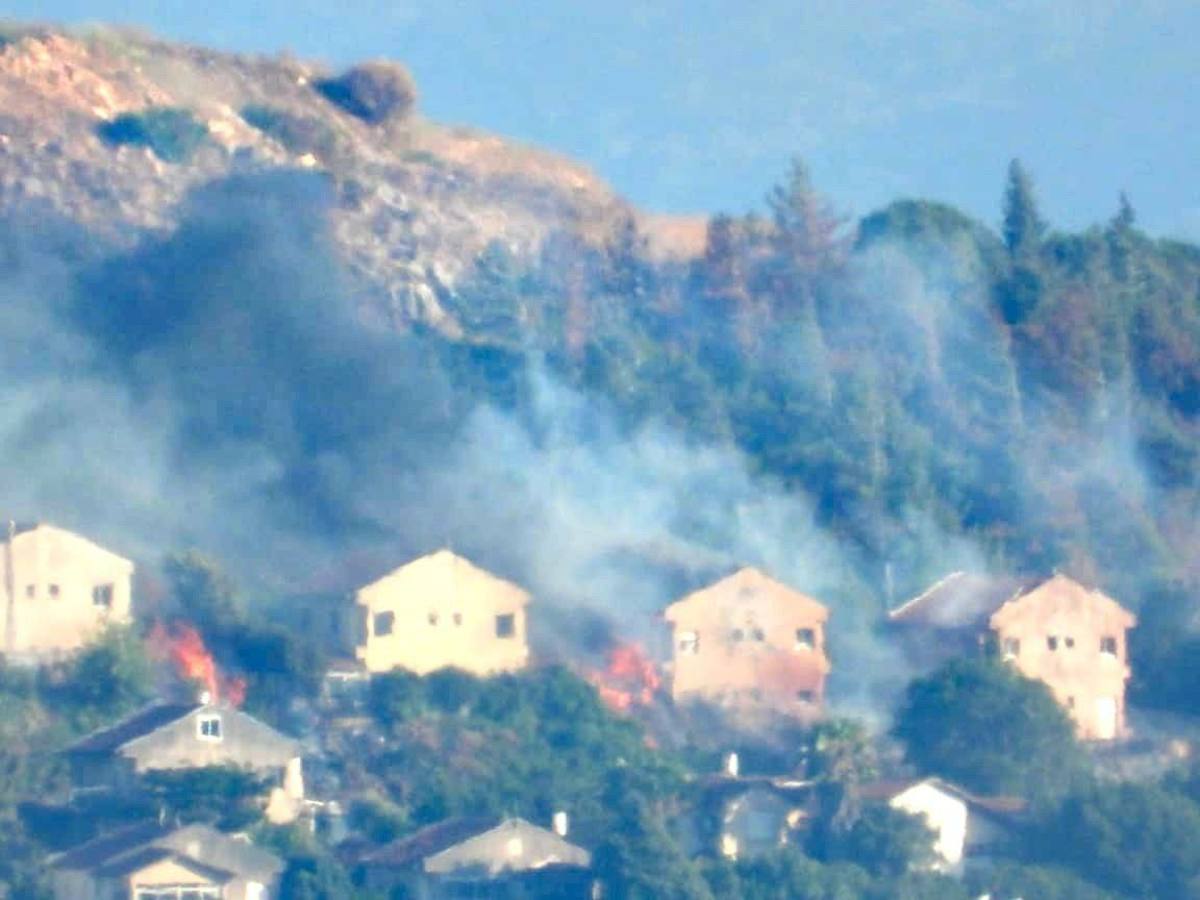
[0,25,695,331]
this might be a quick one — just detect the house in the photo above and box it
[340,549,530,676]
[989,574,1136,740]
[0,522,133,664]
[890,573,1136,740]
[50,821,282,900]
[860,777,1025,876]
[359,816,595,899]
[662,567,830,716]
[66,701,305,823]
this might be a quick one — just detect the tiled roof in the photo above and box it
[67,703,201,755]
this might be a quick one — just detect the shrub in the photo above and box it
[240,105,338,158]
[315,61,417,124]
[96,107,209,163]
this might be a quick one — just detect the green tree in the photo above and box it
[1001,159,1045,259]
[821,805,936,878]
[49,625,154,732]
[892,657,1083,797]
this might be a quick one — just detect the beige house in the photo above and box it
[67,701,305,824]
[51,821,283,900]
[0,522,133,664]
[662,567,830,716]
[990,574,1136,741]
[345,549,530,676]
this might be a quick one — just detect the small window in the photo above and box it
[797,689,816,703]
[428,612,439,626]
[1100,636,1118,655]
[750,627,765,642]
[1064,636,1075,649]
[453,612,463,626]
[1001,637,1020,658]
[48,584,60,598]
[1066,696,1076,710]
[197,715,222,741]
[1047,636,1059,651]
[795,628,815,650]
[373,611,395,636]
[495,613,515,638]
[24,584,33,599]
[678,631,699,654]
[731,628,745,642]
[92,584,114,608]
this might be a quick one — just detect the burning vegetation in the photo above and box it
[587,643,662,713]
[148,622,246,706]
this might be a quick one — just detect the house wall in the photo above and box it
[664,569,829,715]
[0,524,133,664]
[990,576,1136,740]
[352,551,530,676]
[888,782,968,874]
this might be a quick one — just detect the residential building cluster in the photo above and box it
[3,521,1141,897]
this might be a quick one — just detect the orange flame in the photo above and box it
[148,622,245,707]
[588,643,662,713]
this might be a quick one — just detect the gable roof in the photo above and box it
[887,571,1023,630]
[664,567,827,622]
[1,521,133,569]
[67,703,203,755]
[66,701,298,762]
[356,549,530,608]
[989,573,1136,631]
[363,817,591,874]
[52,822,282,882]
[860,777,1027,822]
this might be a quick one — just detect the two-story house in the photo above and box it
[890,572,1137,740]
[66,700,305,823]
[662,567,830,717]
[0,522,133,664]
[340,549,530,676]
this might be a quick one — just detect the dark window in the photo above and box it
[751,628,765,642]
[197,715,222,740]
[1065,636,1075,649]
[1067,696,1076,709]
[1002,637,1020,657]
[678,631,699,654]
[48,584,59,598]
[1047,636,1059,651]
[428,612,439,626]
[374,611,395,636]
[1100,636,1118,655]
[795,628,815,650]
[23,584,33,598]
[731,628,745,642]
[92,584,114,608]
[453,612,463,626]
[797,690,816,703]
[495,613,516,638]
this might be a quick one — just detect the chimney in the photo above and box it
[723,752,739,778]
[197,690,212,706]
[552,811,569,838]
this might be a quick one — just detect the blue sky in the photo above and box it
[11,1,1200,239]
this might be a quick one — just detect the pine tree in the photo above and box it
[1001,159,1045,259]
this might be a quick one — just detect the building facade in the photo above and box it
[989,574,1136,740]
[343,549,530,676]
[662,567,830,716]
[0,522,133,663]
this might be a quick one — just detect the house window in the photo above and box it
[1047,636,1059,651]
[453,612,463,626]
[731,628,745,642]
[92,584,114,608]
[1064,636,1075,649]
[1001,637,1020,658]
[48,584,60,598]
[1101,636,1118,655]
[678,631,699,654]
[750,628,765,642]
[197,715,222,741]
[797,690,816,703]
[795,628,815,650]
[373,611,395,637]
[24,584,33,599]
[495,613,515,638]
[1066,697,1076,710]
[428,612,439,626]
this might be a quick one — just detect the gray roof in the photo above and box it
[68,703,202,755]
[52,822,282,883]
